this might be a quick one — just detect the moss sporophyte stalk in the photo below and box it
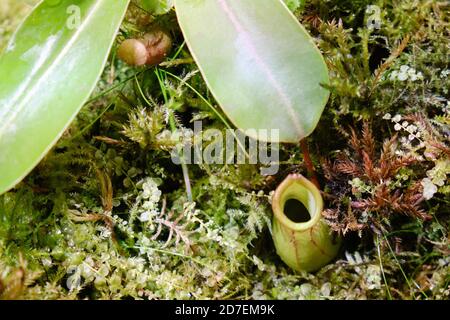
[169,121,280,176]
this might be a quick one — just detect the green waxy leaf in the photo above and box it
[0,0,130,195]
[139,0,174,15]
[174,0,329,143]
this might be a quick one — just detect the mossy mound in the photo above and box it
[0,0,448,300]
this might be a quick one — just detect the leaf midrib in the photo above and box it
[216,0,304,138]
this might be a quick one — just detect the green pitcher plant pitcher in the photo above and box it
[272,174,341,272]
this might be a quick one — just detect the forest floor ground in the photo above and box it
[0,0,448,300]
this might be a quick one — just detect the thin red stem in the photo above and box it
[300,139,320,189]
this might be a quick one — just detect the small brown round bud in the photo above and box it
[141,30,173,66]
[117,39,148,66]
